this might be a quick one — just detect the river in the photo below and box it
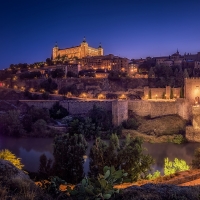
[0,135,200,174]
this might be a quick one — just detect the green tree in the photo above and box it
[2,110,25,137]
[118,136,154,181]
[32,119,47,134]
[49,102,69,119]
[53,133,88,183]
[122,118,138,130]
[89,135,154,182]
[38,154,52,179]
[0,149,24,169]
[77,117,100,139]
[164,157,189,176]
[89,138,118,177]
[88,105,112,131]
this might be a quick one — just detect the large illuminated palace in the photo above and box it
[52,37,103,60]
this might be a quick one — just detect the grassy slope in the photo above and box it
[122,115,187,143]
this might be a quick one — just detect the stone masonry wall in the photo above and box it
[20,99,125,126]
[60,100,112,115]
[112,100,128,126]
[128,99,190,119]
[19,100,113,115]
[128,100,151,116]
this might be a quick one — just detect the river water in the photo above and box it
[0,135,200,174]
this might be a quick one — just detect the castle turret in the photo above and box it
[80,36,88,57]
[52,42,59,60]
[98,42,103,56]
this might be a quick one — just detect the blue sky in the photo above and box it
[0,0,200,69]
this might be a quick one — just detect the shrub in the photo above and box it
[172,134,185,144]
[68,166,127,200]
[164,157,189,176]
[49,102,69,119]
[32,119,47,134]
[0,149,24,169]
[122,118,138,130]
[147,170,161,180]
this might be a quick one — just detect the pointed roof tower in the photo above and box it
[98,42,102,48]
[83,36,86,43]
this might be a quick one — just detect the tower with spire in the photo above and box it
[98,42,103,56]
[52,42,59,59]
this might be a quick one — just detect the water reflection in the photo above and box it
[0,135,200,174]
[0,136,54,172]
[144,143,200,173]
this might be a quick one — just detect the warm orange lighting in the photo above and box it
[98,94,105,99]
[21,87,25,91]
[119,94,127,100]
[29,88,35,92]
[80,93,87,98]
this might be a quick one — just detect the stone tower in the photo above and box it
[52,42,59,59]
[80,37,89,57]
[98,43,103,56]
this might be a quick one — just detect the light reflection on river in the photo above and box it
[1,135,200,174]
[0,135,54,172]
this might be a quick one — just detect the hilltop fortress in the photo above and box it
[52,37,103,60]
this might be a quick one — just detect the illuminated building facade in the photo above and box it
[81,54,129,72]
[52,38,103,60]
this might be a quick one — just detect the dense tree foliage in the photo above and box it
[68,117,100,140]
[38,154,53,179]
[19,71,41,79]
[53,133,88,183]
[89,134,154,182]
[1,110,25,137]
[51,69,65,78]
[40,78,58,93]
[0,106,51,137]
[88,105,112,131]
[49,102,69,119]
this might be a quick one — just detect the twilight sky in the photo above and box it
[0,0,200,69]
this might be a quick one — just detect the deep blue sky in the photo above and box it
[0,0,200,69]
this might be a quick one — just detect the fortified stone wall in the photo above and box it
[185,78,200,104]
[19,100,59,109]
[19,100,113,115]
[144,86,181,99]
[128,99,190,120]
[128,100,151,116]
[19,99,124,126]
[112,100,128,126]
[60,100,112,115]
[150,101,177,118]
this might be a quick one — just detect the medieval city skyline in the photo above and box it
[0,0,200,68]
